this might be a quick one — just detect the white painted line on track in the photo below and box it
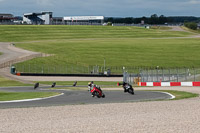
[0,93,64,103]
[40,89,71,91]
[160,92,176,99]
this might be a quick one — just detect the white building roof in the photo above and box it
[24,12,52,16]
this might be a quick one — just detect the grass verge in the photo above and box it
[49,87,86,90]
[36,81,119,86]
[181,26,200,34]
[0,92,60,101]
[150,26,172,30]
[154,90,199,100]
[0,76,31,87]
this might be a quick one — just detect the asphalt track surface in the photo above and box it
[0,86,172,109]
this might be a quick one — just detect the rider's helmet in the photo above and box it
[122,82,126,86]
[88,81,94,86]
[88,82,92,86]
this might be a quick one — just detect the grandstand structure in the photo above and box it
[0,14,15,24]
[23,12,53,25]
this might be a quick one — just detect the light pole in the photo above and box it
[104,58,106,72]
[156,66,159,82]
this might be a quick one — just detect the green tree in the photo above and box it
[150,14,159,24]
[124,17,133,24]
[184,22,197,30]
[107,22,112,26]
[159,15,167,24]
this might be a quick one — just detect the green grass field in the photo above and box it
[0,25,200,74]
[0,25,191,42]
[0,91,60,101]
[15,38,200,68]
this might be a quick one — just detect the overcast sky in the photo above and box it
[0,0,200,17]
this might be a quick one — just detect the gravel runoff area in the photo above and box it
[0,86,200,133]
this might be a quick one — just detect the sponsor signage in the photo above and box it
[63,16,104,21]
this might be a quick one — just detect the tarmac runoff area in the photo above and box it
[0,86,173,109]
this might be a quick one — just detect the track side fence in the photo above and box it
[123,67,200,85]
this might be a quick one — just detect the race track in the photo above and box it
[0,86,172,109]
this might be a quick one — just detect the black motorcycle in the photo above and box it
[118,82,134,95]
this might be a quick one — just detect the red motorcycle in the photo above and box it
[91,85,105,98]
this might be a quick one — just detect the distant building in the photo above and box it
[0,13,15,23]
[141,20,145,25]
[52,17,64,25]
[23,12,53,25]
[63,16,104,24]
[198,23,200,29]
[13,16,23,24]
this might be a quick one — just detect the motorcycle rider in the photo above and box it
[88,81,94,92]
[88,81,103,97]
[122,82,133,92]
[122,82,128,92]
[88,81,96,97]
[117,81,134,94]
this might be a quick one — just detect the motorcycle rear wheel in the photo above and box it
[96,92,101,98]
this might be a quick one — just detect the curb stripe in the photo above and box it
[153,82,161,86]
[170,82,181,86]
[193,82,200,86]
[147,82,153,86]
[139,82,200,86]
[161,82,170,86]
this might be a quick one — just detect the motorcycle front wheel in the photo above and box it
[128,89,134,95]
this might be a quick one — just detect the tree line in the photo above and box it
[105,14,200,25]
[184,22,198,30]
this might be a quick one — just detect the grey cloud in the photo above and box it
[0,0,200,17]
[187,0,200,4]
